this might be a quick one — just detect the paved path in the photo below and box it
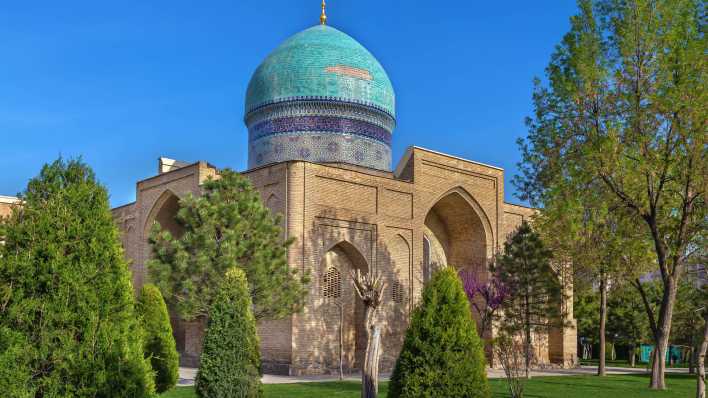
[177,365,691,387]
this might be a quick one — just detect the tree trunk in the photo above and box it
[524,291,531,379]
[362,326,381,398]
[650,276,679,390]
[338,302,344,380]
[598,274,607,376]
[629,344,636,368]
[696,313,707,398]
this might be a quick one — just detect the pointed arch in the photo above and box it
[320,239,369,370]
[423,186,493,273]
[144,189,184,239]
[265,193,282,215]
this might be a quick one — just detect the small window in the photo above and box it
[323,267,342,299]
[423,236,431,283]
[391,281,404,304]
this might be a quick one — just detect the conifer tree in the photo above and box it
[0,158,155,397]
[148,169,308,321]
[137,284,179,393]
[497,221,561,379]
[195,267,262,398]
[389,267,489,398]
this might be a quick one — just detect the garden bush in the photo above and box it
[195,267,262,398]
[0,158,154,397]
[389,267,490,398]
[138,284,179,393]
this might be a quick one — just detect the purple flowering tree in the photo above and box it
[459,269,509,338]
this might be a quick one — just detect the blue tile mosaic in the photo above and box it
[244,24,396,171]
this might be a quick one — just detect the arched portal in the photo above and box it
[423,189,492,335]
[321,241,369,370]
[423,189,491,274]
[145,190,184,239]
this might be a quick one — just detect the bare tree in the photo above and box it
[350,269,386,398]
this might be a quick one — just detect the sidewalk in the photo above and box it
[177,365,691,387]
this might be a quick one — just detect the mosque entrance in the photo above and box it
[423,189,490,331]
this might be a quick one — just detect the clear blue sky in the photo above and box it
[0,1,579,207]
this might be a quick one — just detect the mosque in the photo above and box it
[80,5,575,374]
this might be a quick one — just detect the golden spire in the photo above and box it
[320,0,327,25]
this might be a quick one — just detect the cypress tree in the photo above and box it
[0,158,155,397]
[137,284,179,393]
[389,267,490,398]
[195,267,262,398]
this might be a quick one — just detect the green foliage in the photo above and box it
[138,284,180,393]
[497,221,561,375]
[389,267,489,398]
[606,283,650,348]
[0,158,155,397]
[498,221,562,334]
[148,169,308,321]
[515,0,705,386]
[195,268,262,398]
[574,291,600,342]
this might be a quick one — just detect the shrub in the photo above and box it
[389,267,490,398]
[0,158,155,397]
[195,268,262,398]
[138,284,179,393]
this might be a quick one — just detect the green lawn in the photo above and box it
[579,359,689,369]
[160,374,695,397]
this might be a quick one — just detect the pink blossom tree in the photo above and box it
[458,269,509,338]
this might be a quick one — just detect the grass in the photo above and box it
[160,373,696,397]
[579,359,689,369]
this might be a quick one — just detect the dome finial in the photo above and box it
[320,0,327,25]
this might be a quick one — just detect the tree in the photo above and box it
[195,267,262,398]
[389,267,490,398]
[607,283,650,367]
[459,267,509,339]
[516,0,705,389]
[696,288,707,398]
[497,221,561,379]
[0,158,155,397]
[137,284,179,393]
[350,270,386,398]
[148,169,309,321]
[574,291,599,360]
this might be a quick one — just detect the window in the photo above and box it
[423,236,431,283]
[322,267,342,299]
[391,281,404,304]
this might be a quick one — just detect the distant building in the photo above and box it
[0,195,19,218]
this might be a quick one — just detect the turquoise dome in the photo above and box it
[245,25,395,117]
[244,25,396,171]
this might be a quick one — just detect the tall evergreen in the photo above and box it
[389,267,489,398]
[497,221,561,378]
[0,158,155,397]
[137,284,179,393]
[148,169,308,321]
[195,267,262,398]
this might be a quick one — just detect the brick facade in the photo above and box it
[112,148,577,374]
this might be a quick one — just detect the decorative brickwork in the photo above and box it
[110,148,577,374]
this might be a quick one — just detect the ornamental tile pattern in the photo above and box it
[244,24,396,171]
[249,132,391,171]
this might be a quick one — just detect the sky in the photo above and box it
[0,1,580,207]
